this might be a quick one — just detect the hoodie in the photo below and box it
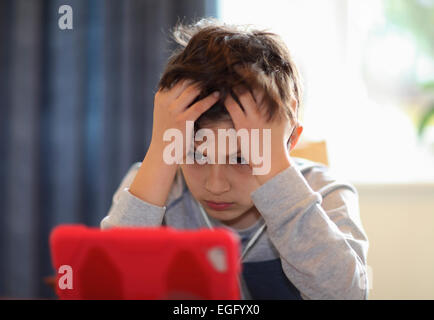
[100,157,369,299]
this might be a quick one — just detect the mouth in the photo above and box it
[204,200,234,211]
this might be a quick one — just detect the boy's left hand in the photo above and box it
[224,86,297,185]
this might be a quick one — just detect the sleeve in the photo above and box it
[100,163,166,229]
[250,165,369,300]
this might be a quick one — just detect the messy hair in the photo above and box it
[158,18,303,128]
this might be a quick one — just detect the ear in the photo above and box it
[288,124,303,151]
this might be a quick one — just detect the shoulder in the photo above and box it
[293,158,364,235]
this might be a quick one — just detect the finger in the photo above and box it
[183,91,220,121]
[161,78,194,99]
[224,94,245,124]
[171,82,202,113]
[166,78,195,100]
[173,79,195,99]
[252,87,265,106]
[234,86,259,118]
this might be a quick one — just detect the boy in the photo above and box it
[100,19,369,300]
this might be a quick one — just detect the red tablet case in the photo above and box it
[49,225,241,300]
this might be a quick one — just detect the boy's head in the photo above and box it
[158,19,303,229]
[159,18,303,130]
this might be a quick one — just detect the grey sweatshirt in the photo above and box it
[100,158,369,300]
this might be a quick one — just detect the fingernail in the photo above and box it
[213,91,220,98]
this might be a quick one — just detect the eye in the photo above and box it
[236,156,247,165]
[195,151,207,162]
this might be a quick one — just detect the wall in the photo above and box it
[357,183,434,299]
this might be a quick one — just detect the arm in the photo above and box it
[129,144,179,207]
[100,163,167,229]
[223,85,368,299]
[101,79,220,229]
[250,165,369,299]
[130,80,219,207]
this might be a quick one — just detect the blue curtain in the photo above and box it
[0,0,216,299]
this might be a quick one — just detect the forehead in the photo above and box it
[196,119,234,131]
[194,120,242,154]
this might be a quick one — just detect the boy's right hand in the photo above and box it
[148,79,220,164]
[129,79,219,207]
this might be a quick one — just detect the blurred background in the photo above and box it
[0,0,433,299]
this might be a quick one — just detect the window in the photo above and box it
[219,0,434,183]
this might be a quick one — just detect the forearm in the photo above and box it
[254,150,291,185]
[129,144,178,207]
[100,159,170,229]
[251,166,369,299]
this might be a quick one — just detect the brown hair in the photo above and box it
[158,18,303,128]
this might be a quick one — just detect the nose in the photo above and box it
[205,165,231,195]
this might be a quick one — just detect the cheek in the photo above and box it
[181,164,202,178]
[180,165,205,192]
[228,169,259,203]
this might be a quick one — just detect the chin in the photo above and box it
[208,209,245,223]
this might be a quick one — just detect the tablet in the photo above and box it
[50,225,241,300]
